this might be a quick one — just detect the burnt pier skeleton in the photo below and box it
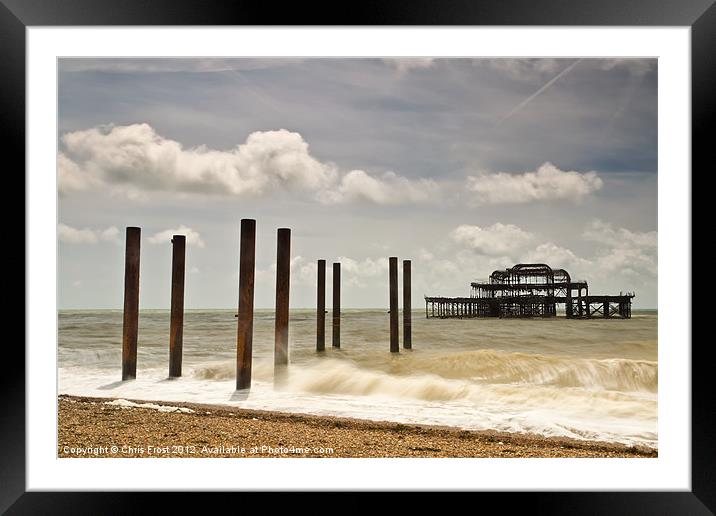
[425,263,633,319]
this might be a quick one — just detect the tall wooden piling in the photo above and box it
[236,219,256,390]
[121,227,141,380]
[168,235,186,378]
[274,228,291,367]
[389,257,399,353]
[316,259,326,352]
[332,262,341,348]
[403,259,412,349]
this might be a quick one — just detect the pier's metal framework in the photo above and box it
[425,263,633,319]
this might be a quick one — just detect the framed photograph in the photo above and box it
[8,0,709,511]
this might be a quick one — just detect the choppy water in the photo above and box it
[58,309,658,448]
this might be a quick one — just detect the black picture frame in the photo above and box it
[4,0,709,511]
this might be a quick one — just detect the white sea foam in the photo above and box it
[104,398,195,413]
[59,356,657,447]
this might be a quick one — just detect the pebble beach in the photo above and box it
[58,395,656,459]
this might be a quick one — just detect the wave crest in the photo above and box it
[402,350,657,392]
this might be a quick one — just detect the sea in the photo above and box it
[58,309,658,448]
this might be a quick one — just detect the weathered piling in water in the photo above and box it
[332,262,341,348]
[316,259,326,352]
[236,219,256,390]
[403,259,412,350]
[389,257,399,353]
[168,234,185,378]
[121,227,141,380]
[274,228,291,367]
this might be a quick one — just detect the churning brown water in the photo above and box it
[58,309,657,447]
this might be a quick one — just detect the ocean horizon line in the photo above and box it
[57,307,660,312]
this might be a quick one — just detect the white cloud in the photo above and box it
[58,153,97,195]
[426,219,654,296]
[255,255,322,288]
[249,220,654,304]
[58,223,120,244]
[100,226,120,242]
[516,221,657,283]
[452,223,534,256]
[60,58,305,74]
[584,220,657,278]
[335,256,389,288]
[524,242,592,272]
[598,59,654,77]
[475,58,653,80]
[594,246,657,278]
[473,58,564,79]
[583,220,657,249]
[384,58,435,74]
[58,123,435,205]
[60,124,337,197]
[255,255,390,290]
[319,170,438,205]
[413,245,517,297]
[148,225,205,247]
[466,162,603,205]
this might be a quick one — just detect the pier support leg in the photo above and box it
[236,219,256,390]
[585,288,590,317]
[403,260,412,349]
[274,228,291,367]
[332,262,341,348]
[317,259,326,352]
[603,301,609,319]
[389,257,399,353]
[122,227,141,381]
[169,235,185,378]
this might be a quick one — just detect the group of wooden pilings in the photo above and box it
[235,221,294,389]
[314,257,412,354]
[120,227,187,381]
[119,219,413,391]
[389,257,412,353]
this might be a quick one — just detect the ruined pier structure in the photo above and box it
[425,263,634,319]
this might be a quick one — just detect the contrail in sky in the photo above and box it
[497,58,583,125]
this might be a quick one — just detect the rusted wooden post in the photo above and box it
[121,227,141,380]
[316,259,326,352]
[236,219,256,390]
[274,228,291,367]
[403,260,412,349]
[332,262,340,348]
[168,235,185,378]
[389,257,399,353]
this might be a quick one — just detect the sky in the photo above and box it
[57,58,657,309]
